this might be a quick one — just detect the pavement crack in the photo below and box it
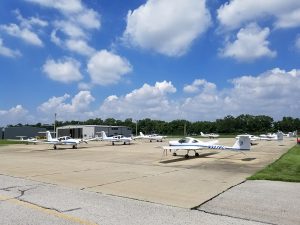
[61,207,82,212]
[197,209,278,225]
[191,180,246,210]
[14,197,64,213]
[0,186,21,191]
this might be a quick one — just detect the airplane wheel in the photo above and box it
[112,142,115,145]
[150,140,152,142]
[185,154,189,159]
[172,153,177,156]
[53,145,57,150]
[72,145,76,149]
[195,153,200,157]
[123,142,126,145]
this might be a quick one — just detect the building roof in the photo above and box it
[57,125,130,129]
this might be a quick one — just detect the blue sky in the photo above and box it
[0,0,300,126]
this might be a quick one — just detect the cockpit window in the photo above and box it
[179,138,187,143]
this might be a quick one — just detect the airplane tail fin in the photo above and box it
[101,131,107,139]
[46,131,53,141]
[232,135,251,150]
[140,132,144,137]
[200,132,204,136]
[277,132,283,140]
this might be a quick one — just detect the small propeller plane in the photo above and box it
[162,135,251,158]
[200,132,220,139]
[259,132,283,141]
[134,132,167,142]
[100,131,132,145]
[44,131,90,149]
[15,136,39,144]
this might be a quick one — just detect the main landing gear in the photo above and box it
[172,151,200,158]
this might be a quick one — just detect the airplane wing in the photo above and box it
[163,146,203,150]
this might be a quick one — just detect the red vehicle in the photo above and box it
[297,137,300,144]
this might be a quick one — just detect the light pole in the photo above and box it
[54,113,57,138]
[135,120,138,136]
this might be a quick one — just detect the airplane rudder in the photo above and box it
[234,136,251,150]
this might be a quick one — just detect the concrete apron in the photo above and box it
[0,138,296,208]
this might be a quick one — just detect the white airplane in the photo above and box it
[135,132,167,142]
[163,135,250,158]
[259,132,283,141]
[200,132,220,139]
[44,131,89,149]
[15,136,39,144]
[100,131,132,145]
[283,131,297,138]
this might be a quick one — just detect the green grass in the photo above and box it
[0,140,23,146]
[248,144,300,182]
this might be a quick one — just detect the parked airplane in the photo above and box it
[283,131,297,138]
[44,131,89,149]
[259,132,283,141]
[200,132,220,139]
[15,136,39,144]
[100,131,132,145]
[134,132,167,142]
[163,135,250,158]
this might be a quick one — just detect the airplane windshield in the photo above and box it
[178,138,188,143]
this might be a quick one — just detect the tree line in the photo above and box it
[8,114,300,135]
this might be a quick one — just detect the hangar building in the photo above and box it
[56,125,132,139]
[2,126,47,139]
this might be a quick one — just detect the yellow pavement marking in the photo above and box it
[0,195,98,225]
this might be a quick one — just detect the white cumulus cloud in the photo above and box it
[0,38,21,58]
[26,0,100,57]
[123,0,211,57]
[53,20,86,39]
[14,9,48,28]
[181,68,300,120]
[220,23,276,61]
[25,0,84,14]
[1,23,43,47]
[87,50,132,86]
[65,39,95,56]
[183,79,216,93]
[42,57,83,83]
[0,105,30,126]
[217,0,300,30]
[99,81,177,120]
[38,91,95,121]
[99,69,300,121]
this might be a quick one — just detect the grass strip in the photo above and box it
[0,140,23,146]
[248,144,300,182]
